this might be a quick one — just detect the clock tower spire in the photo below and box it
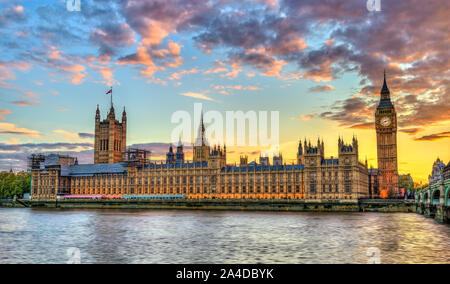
[375,70,399,198]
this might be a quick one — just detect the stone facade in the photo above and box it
[375,72,399,198]
[428,158,445,185]
[94,104,126,164]
[416,159,450,223]
[30,102,370,201]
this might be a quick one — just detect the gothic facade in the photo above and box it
[94,104,127,164]
[30,101,371,200]
[375,72,399,197]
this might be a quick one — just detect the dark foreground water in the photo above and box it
[0,208,449,264]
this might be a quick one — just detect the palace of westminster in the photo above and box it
[30,73,399,200]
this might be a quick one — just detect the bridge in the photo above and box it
[416,178,450,223]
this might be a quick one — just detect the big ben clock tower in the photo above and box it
[375,71,399,198]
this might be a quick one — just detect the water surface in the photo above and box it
[0,208,448,264]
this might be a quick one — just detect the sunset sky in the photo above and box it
[0,0,449,183]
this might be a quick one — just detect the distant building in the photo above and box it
[259,155,269,166]
[368,168,379,198]
[30,101,371,200]
[29,154,77,199]
[166,145,175,164]
[399,173,414,198]
[375,71,399,198]
[428,158,445,185]
[399,174,413,187]
[240,155,248,166]
[175,141,185,164]
[94,104,126,164]
[444,162,450,181]
[273,153,283,166]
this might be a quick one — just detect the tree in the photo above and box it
[0,172,30,198]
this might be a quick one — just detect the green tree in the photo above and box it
[0,172,30,198]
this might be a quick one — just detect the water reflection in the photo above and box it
[0,208,448,264]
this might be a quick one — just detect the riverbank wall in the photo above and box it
[1,198,416,213]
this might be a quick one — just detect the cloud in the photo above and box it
[0,5,26,28]
[204,60,228,74]
[319,97,374,128]
[414,131,450,141]
[22,46,86,85]
[0,0,448,130]
[118,40,183,80]
[89,22,135,56]
[399,128,422,135]
[0,60,33,87]
[11,100,38,106]
[169,68,199,80]
[0,122,40,137]
[53,129,79,140]
[348,122,374,130]
[290,114,313,121]
[0,108,11,120]
[308,85,334,92]
[78,132,94,139]
[212,84,262,91]
[0,142,93,152]
[231,52,286,77]
[179,92,215,102]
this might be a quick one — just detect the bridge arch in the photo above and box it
[432,189,441,205]
[423,192,429,204]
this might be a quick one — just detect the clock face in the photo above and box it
[380,116,391,127]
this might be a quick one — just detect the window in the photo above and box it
[345,184,351,193]
[310,183,316,193]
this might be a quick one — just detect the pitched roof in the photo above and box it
[61,163,127,176]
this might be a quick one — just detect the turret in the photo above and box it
[352,135,359,155]
[297,138,303,156]
[273,153,283,166]
[193,112,210,163]
[122,107,127,123]
[338,137,358,165]
[95,104,100,123]
[259,154,269,166]
[297,138,304,165]
[380,70,390,100]
[107,105,115,121]
[166,144,175,164]
[240,155,248,166]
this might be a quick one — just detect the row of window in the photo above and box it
[71,174,307,186]
[73,185,304,195]
[309,183,351,193]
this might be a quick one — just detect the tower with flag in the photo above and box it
[94,87,127,164]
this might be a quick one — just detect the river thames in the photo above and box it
[0,208,449,264]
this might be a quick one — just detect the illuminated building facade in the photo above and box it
[30,102,370,201]
[375,72,399,197]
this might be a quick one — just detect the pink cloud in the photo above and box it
[0,108,11,120]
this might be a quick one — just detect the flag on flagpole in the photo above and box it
[106,88,112,95]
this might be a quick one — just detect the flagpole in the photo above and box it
[111,87,113,108]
